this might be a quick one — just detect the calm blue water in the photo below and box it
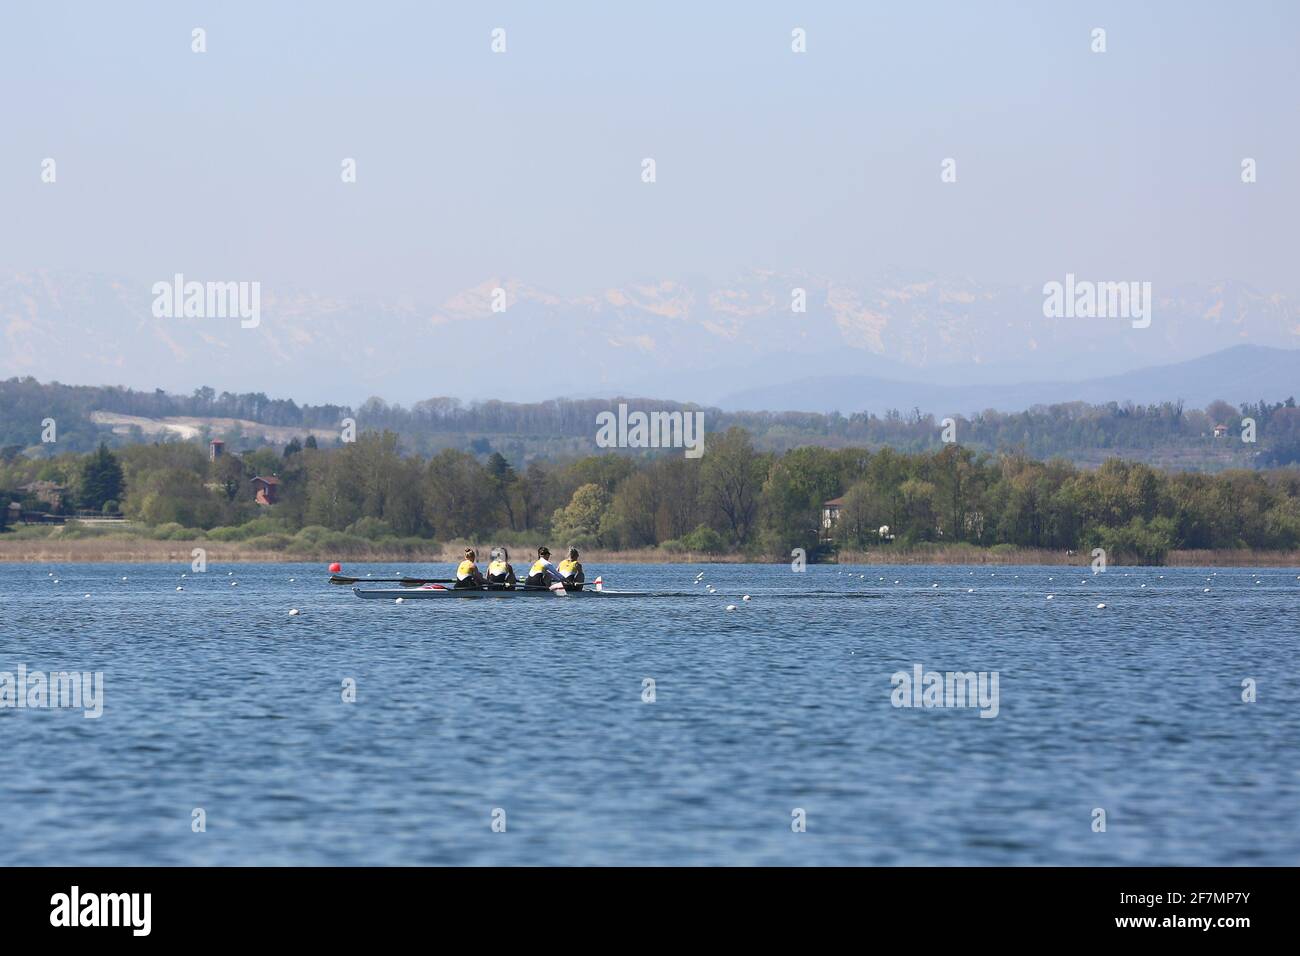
[1,561,1297,865]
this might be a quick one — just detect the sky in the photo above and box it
[2,0,1298,308]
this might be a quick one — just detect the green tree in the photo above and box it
[838,481,891,548]
[518,460,550,531]
[485,452,518,530]
[701,427,766,546]
[609,471,660,547]
[423,449,494,539]
[551,483,609,547]
[79,442,125,511]
[759,447,843,556]
[652,458,701,540]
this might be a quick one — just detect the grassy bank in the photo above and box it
[1,527,1295,567]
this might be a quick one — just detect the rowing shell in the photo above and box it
[352,586,661,600]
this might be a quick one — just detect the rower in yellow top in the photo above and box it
[486,547,517,589]
[557,548,585,591]
[524,547,566,589]
[454,548,487,589]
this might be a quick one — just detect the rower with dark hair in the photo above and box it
[557,547,585,591]
[524,547,565,588]
[454,548,486,589]
[487,547,517,588]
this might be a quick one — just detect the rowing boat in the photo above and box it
[339,574,881,601]
[352,586,659,599]
[349,585,880,600]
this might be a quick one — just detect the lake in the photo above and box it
[1,561,1296,865]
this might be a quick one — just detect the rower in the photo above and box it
[525,547,565,588]
[454,548,486,589]
[487,547,517,589]
[557,548,585,591]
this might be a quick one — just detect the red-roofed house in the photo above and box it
[251,475,280,506]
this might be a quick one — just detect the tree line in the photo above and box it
[4,376,1298,469]
[4,428,1298,563]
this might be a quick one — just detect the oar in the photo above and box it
[329,574,455,586]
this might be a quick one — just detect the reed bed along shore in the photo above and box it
[0,534,1295,568]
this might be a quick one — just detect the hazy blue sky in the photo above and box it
[3,0,1298,301]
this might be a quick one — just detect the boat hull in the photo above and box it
[352,586,644,599]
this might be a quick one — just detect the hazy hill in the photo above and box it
[720,344,1300,415]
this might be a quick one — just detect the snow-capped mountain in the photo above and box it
[2,269,1297,407]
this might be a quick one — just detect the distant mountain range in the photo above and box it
[719,344,1300,415]
[2,269,1297,410]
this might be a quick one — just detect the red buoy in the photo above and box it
[328,562,342,573]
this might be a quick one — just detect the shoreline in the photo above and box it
[0,537,1295,568]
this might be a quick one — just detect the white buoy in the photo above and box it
[967,588,974,593]
[228,571,233,576]
[1204,588,1210,593]
[84,593,91,599]
[395,597,404,604]
[742,595,751,601]
[288,608,300,616]
[726,604,737,611]
[1046,594,1054,600]
[176,586,184,591]
[289,578,295,582]
[121,576,128,581]
[931,583,939,588]
[53,579,60,584]
[1096,603,1106,609]
[231,581,238,587]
